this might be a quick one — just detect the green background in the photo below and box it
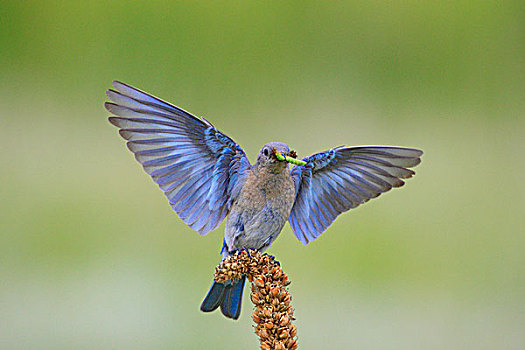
[1,1,523,349]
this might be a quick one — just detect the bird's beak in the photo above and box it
[274,152,306,166]
[274,152,286,162]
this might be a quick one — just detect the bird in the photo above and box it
[105,81,423,320]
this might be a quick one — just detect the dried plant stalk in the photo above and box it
[214,250,298,350]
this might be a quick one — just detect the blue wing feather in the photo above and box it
[289,146,422,244]
[106,81,251,235]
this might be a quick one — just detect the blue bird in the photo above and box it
[105,81,422,320]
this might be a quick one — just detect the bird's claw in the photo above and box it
[262,253,280,266]
[230,247,256,256]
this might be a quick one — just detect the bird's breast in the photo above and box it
[246,167,295,214]
[224,167,295,252]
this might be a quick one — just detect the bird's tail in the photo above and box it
[200,275,246,320]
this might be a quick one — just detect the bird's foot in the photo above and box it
[262,253,280,266]
[230,247,256,256]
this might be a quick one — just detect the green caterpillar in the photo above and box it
[275,152,307,166]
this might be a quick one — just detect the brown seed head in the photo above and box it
[261,341,271,350]
[275,341,286,350]
[212,250,298,349]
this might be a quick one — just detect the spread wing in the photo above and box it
[289,146,423,244]
[105,81,251,235]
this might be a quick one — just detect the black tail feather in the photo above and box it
[200,276,246,320]
[200,281,226,313]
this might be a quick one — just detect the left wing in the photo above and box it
[289,146,423,244]
[106,81,251,235]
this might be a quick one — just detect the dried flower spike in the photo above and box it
[214,250,298,350]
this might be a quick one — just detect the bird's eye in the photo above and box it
[263,148,269,157]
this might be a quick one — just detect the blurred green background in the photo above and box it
[1,1,524,349]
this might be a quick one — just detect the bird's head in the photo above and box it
[257,142,300,172]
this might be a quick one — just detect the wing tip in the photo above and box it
[108,116,120,127]
[390,146,424,157]
[112,80,126,90]
[105,101,119,113]
[401,168,416,179]
[105,88,121,101]
[393,179,406,188]
[198,228,211,236]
